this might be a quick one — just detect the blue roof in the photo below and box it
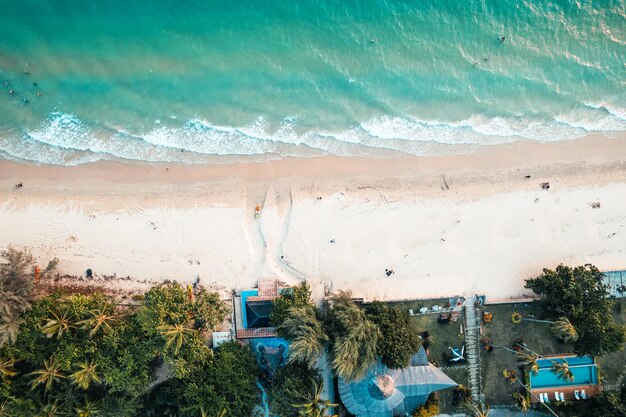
[338,348,456,417]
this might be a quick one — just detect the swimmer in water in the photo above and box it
[22,70,30,75]
[3,81,8,87]
[37,92,42,97]
[499,36,506,43]
[9,89,14,95]
[32,82,38,87]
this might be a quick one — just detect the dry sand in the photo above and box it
[1,134,625,301]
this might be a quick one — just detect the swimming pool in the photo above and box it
[240,289,258,329]
[529,355,598,389]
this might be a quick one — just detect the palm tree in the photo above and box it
[200,408,226,417]
[464,400,490,417]
[293,379,337,417]
[512,313,578,343]
[511,391,528,412]
[0,248,35,321]
[69,360,101,390]
[278,306,328,368]
[77,308,120,338]
[516,351,539,375]
[0,317,21,347]
[551,317,578,343]
[36,402,67,417]
[0,358,17,383]
[41,310,75,339]
[553,360,574,382]
[514,344,577,383]
[75,399,101,417]
[157,321,196,355]
[28,357,66,392]
[0,399,11,417]
[330,293,380,381]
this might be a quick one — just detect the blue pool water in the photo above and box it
[530,356,598,389]
[240,289,259,329]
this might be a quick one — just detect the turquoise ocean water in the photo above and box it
[0,0,624,165]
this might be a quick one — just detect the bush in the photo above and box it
[412,392,439,417]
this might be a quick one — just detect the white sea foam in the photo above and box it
[1,108,625,165]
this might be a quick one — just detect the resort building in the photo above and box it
[339,346,457,417]
[233,278,289,375]
[527,354,600,403]
[233,278,280,339]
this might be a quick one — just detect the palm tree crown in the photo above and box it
[553,360,575,382]
[28,357,66,392]
[331,297,380,381]
[77,308,120,338]
[0,358,17,383]
[41,310,76,339]
[278,306,328,368]
[69,360,101,390]
[516,351,539,375]
[293,379,337,417]
[551,317,578,343]
[157,321,196,355]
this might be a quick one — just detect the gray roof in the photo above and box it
[338,349,457,417]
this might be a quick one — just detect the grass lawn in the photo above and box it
[597,298,626,384]
[479,302,572,405]
[390,299,465,367]
[389,298,469,413]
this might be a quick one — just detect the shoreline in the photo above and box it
[2,134,625,184]
[1,133,625,301]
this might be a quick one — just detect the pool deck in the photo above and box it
[529,383,600,404]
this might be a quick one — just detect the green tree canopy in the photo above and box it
[142,342,260,417]
[525,264,626,356]
[365,302,421,369]
[277,306,328,368]
[0,293,155,416]
[0,282,229,417]
[268,361,321,417]
[327,293,380,381]
[270,283,313,327]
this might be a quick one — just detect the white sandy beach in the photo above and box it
[1,134,625,301]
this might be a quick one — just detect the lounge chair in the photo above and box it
[419,307,428,314]
[538,393,545,403]
[559,392,565,401]
[574,390,580,400]
[543,393,550,403]
[554,392,560,402]
[581,390,587,399]
[409,309,414,316]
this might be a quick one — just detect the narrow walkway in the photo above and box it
[464,296,483,403]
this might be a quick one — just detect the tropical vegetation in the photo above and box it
[267,361,322,417]
[412,391,439,417]
[525,264,626,356]
[365,301,421,369]
[0,248,241,417]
